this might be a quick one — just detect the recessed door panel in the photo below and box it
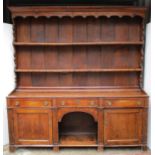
[14,109,52,145]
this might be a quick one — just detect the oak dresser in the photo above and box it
[7,6,148,152]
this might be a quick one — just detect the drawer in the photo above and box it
[7,99,52,108]
[57,98,98,107]
[102,99,145,108]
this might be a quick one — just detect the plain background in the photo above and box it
[1,2,153,153]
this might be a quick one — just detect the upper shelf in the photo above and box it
[14,41,144,47]
[9,6,146,19]
[16,68,142,73]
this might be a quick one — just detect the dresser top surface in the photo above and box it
[8,89,148,98]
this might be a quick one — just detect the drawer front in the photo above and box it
[57,98,98,107]
[103,99,145,108]
[7,99,52,108]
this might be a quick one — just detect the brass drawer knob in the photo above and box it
[107,101,112,106]
[44,101,49,106]
[61,101,65,106]
[90,101,95,106]
[137,101,142,105]
[15,101,20,106]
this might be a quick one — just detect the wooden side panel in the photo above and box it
[7,107,15,145]
[104,109,142,145]
[142,108,148,145]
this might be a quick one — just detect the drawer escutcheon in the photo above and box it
[61,101,65,106]
[90,101,95,106]
[106,100,112,106]
[44,101,49,106]
[15,101,20,106]
[137,101,142,105]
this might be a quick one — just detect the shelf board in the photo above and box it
[14,41,143,46]
[60,135,97,146]
[16,68,142,73]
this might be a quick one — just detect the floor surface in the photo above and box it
[3,148,151,155]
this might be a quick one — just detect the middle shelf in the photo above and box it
[15,68,142,73]
[14,41,144,47]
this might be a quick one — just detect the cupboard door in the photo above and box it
[104,109,142,146]
[14,109,52,145]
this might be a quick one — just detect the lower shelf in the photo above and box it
[60,134,97,147]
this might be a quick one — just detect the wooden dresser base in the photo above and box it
[7,89,148,152]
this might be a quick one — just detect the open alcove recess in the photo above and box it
[7,6,148,152]
[59,112,97,146]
